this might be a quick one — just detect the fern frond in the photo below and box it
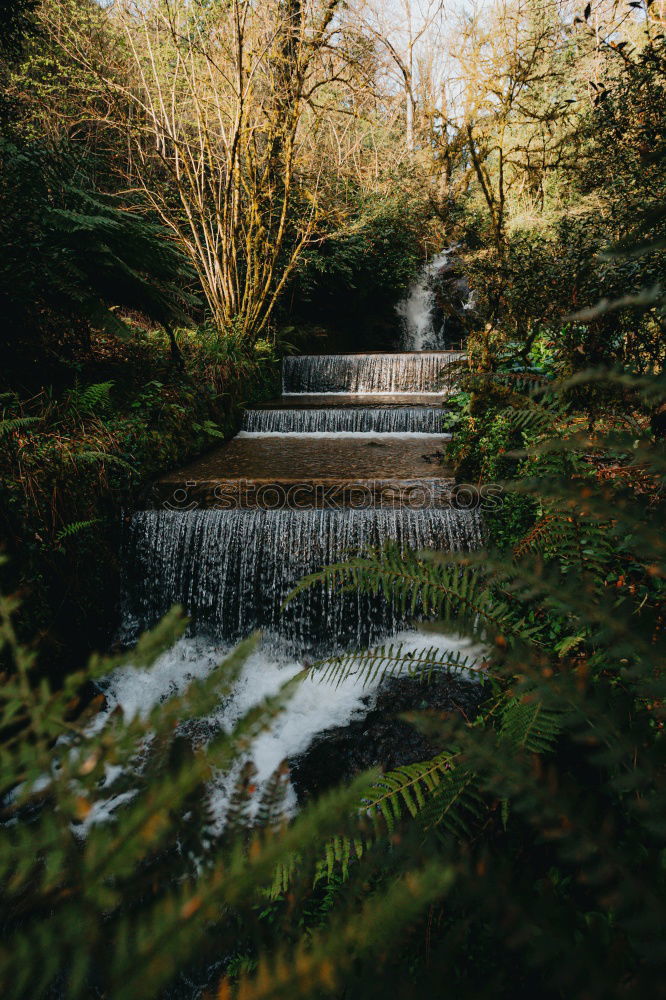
[255,762,291,829]
[286,547,536,645]
[513,513,564,558]
[66,381,114,416]
[513,510,615,580]
[55,518,102,543]
[0,415,41,437]
[230,862,456,1000]
[269,755,479,898]
[193,419,227,440]
[500,695,565,754]
[497,401,559,437]
[73,450,135,472]
[368,752,459,830]
[310,642,483,688]
[311,753,481,886]
[417,765,485,839]
[225,761,257,836]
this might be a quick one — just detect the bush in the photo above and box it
[0,585,382,1000]
[274,369,666,999]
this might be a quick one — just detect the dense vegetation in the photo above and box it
[1,0,665,996]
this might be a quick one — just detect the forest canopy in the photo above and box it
[1,0,662,366]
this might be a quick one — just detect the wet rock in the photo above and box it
[289,672,484,804]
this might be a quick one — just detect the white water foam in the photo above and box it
[397,252,451,351]
[91,629,481,832]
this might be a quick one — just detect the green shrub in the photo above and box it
[0,580,386,1000]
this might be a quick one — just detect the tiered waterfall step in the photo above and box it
[241,405,450,435]
[150,436,453,510]
[130,349,475,651]
[126,507,481,650]
[145,351,462,511]
[283,351,464,395]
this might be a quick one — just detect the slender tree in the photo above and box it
[48,0,373,342]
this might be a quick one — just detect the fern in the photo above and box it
[229,863,457,1000]
[0,138,200,374]
[276,368,665,925]
[72,449,136,473]
[287,548,540,646]
[309,753,477,885]
[55,518,102,543]
[310,641,484,688]
[367,753,460,831]
[499,695,565,754]
[0,415,40,437]
[0,581,382,1000]
[268,752,483,897]
[415,763,485,840]
[513,510,615,582]
[193,418,227,439]
[66,380,114,416]
[255,763,292,830]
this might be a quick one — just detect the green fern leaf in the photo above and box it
[310,642,483,688]
[500,695,564,754]
[55,518,102,543]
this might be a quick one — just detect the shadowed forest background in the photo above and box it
[0,0,665,996]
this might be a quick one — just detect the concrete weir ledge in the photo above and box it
[144,351,463,511]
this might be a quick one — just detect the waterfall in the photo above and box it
[122,507,482,656]
[282,352,464,395]
[108,345,478,844]
[241,406,448,435]
[397,251,451,351]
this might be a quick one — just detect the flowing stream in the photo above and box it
[123,507,481,654]
[241,405,448,435]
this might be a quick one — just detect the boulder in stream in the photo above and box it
[289,672,485,804]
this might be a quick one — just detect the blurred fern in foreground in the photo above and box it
[0,582,400,1000]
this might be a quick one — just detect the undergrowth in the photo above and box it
[0,325,280,675]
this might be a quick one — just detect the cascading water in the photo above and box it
[241,406,448,435]
[97,627,480,838]
[282,352,463,395]
[122,507,482,655]
[397,251,452,351]
[106,346,478,849]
